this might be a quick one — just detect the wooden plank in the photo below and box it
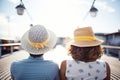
[0,50,120,80]
[0,70,10,79]
[111,73,120,80]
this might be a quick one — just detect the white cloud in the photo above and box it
[9,0,19,3]
[0,14,8,25]
[97,1,115,13]
[0,13,29,40]
[1,0,119,38]
[111,0,116,2]
[9,0,30,4]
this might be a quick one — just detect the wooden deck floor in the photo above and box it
[0,47,120,80]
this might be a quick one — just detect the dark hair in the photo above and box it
[30,54,43,58]
[68,45,104,62]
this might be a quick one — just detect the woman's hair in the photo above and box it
[68,45,104,62]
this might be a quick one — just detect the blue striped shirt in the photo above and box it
[10,56,59,80]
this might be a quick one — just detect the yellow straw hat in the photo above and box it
[70,27,103,47]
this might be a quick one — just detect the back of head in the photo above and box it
[68,26,104,62]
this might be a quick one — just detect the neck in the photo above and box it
[30,54,43,58]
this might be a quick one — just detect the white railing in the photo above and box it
[0,43,21,57]
[103,45,120,60]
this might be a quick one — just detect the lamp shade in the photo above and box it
[89,6,98,17]
[16,4,25,15]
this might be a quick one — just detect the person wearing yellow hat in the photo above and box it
[60,27,110,80]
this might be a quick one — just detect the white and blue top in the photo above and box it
[66,60,107,80]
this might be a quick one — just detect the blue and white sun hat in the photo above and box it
[21,25,57,55]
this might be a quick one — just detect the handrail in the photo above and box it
[0,43,21,47]
[102,45,120,60]
[0,43,21,58]
[102,45,120,49]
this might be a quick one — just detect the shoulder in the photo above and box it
[46,60,59,66]
[103,61,111,80]
[96,60,107,65]
[10,61,21,72]
[10,59,28,68]
[11,61,21,67]
[60,60,67,70]
[61,60,67,65]
[104,61,110,73]
[60,60,74,71]
[60,60,67,75]
[105,62,110,67]
[96,61,111,80]
[45,60,59,69]
[60,60,67,80]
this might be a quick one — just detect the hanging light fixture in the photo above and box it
[15,0,25,15]
[89,6,98,17]
[89,0,98,17]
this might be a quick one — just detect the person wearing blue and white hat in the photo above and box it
[10,25,59,80]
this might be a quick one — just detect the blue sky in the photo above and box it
[0,0,120,40]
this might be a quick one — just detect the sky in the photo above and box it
[0,0,120,40]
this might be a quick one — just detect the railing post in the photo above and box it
[106,48,109,56]
[118,50,120,61]
[10,46,14,53]
[0,47,1,58]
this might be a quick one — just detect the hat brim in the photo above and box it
[69,39,103,47]
[21,29,57,55]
